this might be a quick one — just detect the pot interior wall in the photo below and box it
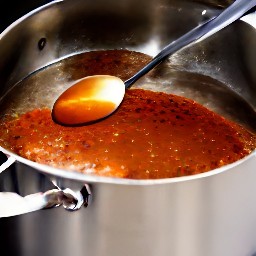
[0,2,256,256]
[0,0,255,132]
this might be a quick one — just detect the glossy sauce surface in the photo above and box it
[0,88,255,179]
[0,50,255,179]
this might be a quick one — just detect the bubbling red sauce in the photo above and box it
[0,50,255,179]
[0,88,255,179]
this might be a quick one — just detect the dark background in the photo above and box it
[0,0,52,33]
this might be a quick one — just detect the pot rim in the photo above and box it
[0,0,63,39]
[1,0,256,42]
[0,0,255,186]
[1,146,256,185]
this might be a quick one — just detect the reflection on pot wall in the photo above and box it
[0,0,256,256]
[0,0,228,90]
[1,156,256,256]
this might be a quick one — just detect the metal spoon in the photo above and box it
[52,0,256,126]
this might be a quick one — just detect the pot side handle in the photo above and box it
[0,189,61,218]
[0,154,92,218]
[0,184,92,218]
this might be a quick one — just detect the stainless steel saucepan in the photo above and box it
[0,0,255,256]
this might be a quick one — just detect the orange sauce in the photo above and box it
[52,75,125,125]
[0,88,255,179]
[52,99,116,125]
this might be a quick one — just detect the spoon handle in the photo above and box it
[124,0,256,88]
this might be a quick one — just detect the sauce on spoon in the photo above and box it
[52,75,125,125]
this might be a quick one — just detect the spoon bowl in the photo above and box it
[52,0,256,126]
[52,75,125,125]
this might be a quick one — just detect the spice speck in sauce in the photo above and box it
[0,89,255,179]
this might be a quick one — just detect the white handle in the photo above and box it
[0,191,50,218]
[0,187,88,218]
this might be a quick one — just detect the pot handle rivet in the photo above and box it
[38,37,47,50]
[62,188,84,211]
[81,184,92,208]
[61,184,92,210]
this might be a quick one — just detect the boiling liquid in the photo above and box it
[0,50,255,179]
